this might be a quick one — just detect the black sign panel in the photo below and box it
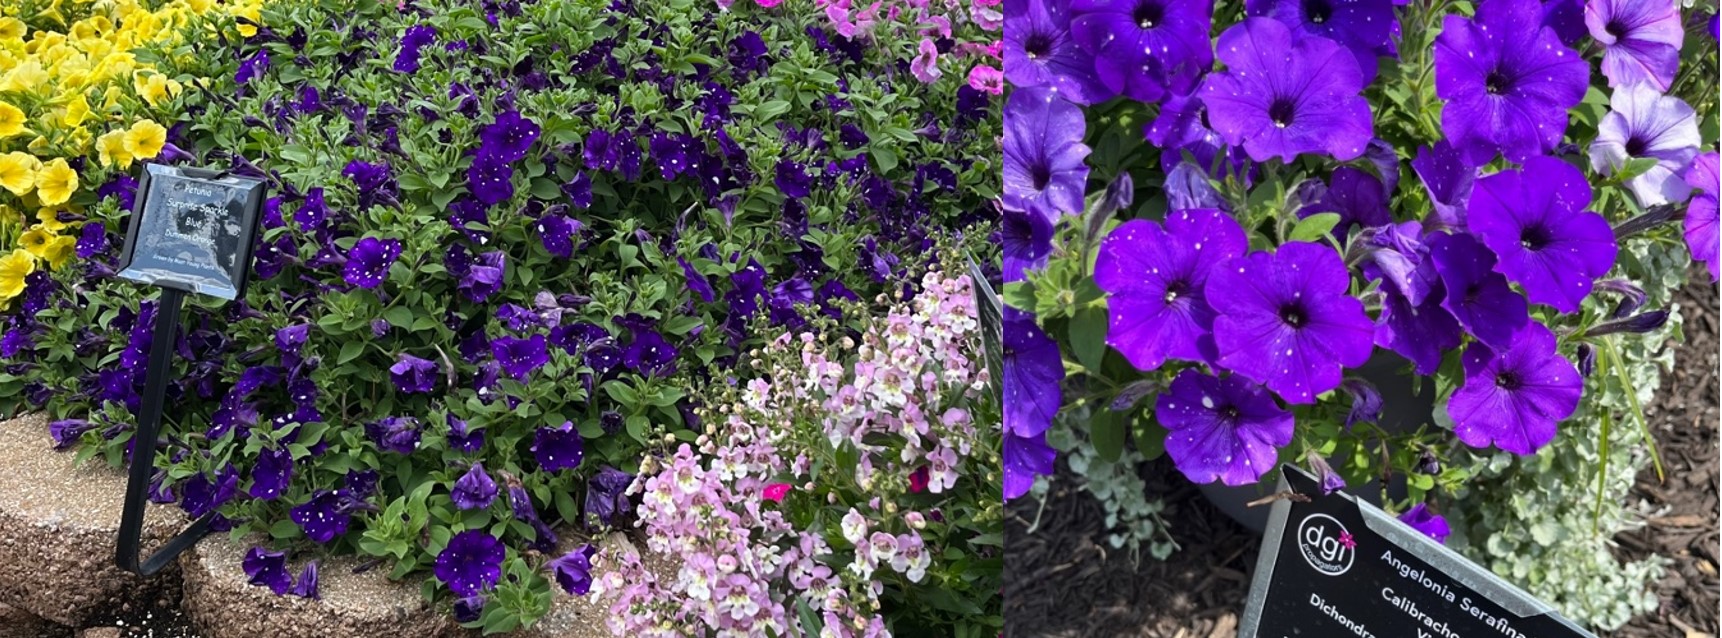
[1240,466,1593,638]
[117,163,265,300]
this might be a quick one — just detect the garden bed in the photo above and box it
[1005,270,1720,638]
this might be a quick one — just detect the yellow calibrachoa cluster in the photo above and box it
[0,0,262,306]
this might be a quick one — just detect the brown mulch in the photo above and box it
[1004,268,1720,638]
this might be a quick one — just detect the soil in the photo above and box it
[1004,267,1721,638]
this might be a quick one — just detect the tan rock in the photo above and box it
[0,601,65,638]
[78,628,121,638]
[0,414,186,626]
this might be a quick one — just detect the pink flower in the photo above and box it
[762,482,793,502]
[967,65,1003,95]
[910,38,942,84]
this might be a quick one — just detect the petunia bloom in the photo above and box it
[1426,232,1529,349]
[1398,503,1451,543]
[1207,242,1375,403]
[290,490,352,543]
[1433,0,1588,165]
[1002,207,1053,283]
[1683,152,1719,281]
[1411,140,1477,229]
[248,448,293,501]
[1469,157,1617,313]
[1004,430,1056,500]
[434,530,505,597]
[547,544,597,595]
[451,462,498,510]
[477,110,541,163]
[1095,209,1247,371]
[1295,166,1392,238]
[491,334,549,381]
[1245,0,1397,82]
[1155,369,1295,486]
[1068,0,1214,102]
[584,465,633,527]
[343,237,401,289]
[1588,84,1702,206]
[389,353,439,394]
[1003,308,1063,439]
[1585,0,1683,91]
[242,547,292,595]
[532,421,585,473]
[1003,0,1112,104]
[1449,323,1580,455]
[289,561,320,600]
[1002,86,1090,219]
[1200,18,1374,162]
[365,416,422,454]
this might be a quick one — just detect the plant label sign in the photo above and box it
[117,163,266,301]
[1239,466,1593,638]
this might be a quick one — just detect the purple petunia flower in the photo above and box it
[180,465,239,518]
[49,419,95,449]
[249,448,293,501]
[435,530,505,597]
[236,50,269,84]
[775,159,812,199]
[1003,308,1063,440]
[453,595,485,622]
[1365,228,1464,375]
[1095,209,1247,371]
[622,329,678,377]
[1341,379,1383,429]
[393,25,437,74]
[562,170,593,208]
[1585,0,1683,91]
[365,416,422,454]
[1427,232,1529,349]
[1589,84,1702,206]
[290,490,352,543]
[1398,503,1451,543]
[1004,430,1056,501]
[478,110,541,164]
[1200,19,1374,162]
[389,353,439,394]
[1245,0,1397,82]
[459,250,506,303]
[532,421,585,473]
[343,237,401,289]
[289,561,320,599]
[1433,0,1588,165]
[547,544,597,595]
[1449,323,1580,455]
[1002,87,1091,219]
[447,415,484,453]
[1468,157,1617,313]
[242,547,292,595]
[537,214,582,259]
[1003,0,1112,104]
[1411,140,1477,229]
[1208,242,1375,403]
[467,157,515,206]
[1068,0,1213,102]
[491,334,549,381]
[1002,207,1053,283]
[1295,166,1392,238]
[1684,152,1719,281]
[584,465,633,528]
[679,257,715,302]
[1156,369,1295,486]
[76,222,106,259]
[451,462,498,510]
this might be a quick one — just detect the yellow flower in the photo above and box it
[0,152,37,195]
[60,92,90,127]
[42,235,77,269]
[0,102,25,137]
[1,60,49,93]
[235,5,262,37]
[19,226,53,260]
[133,72,180,107]
[97,130,132,169]
[125,119,166,159]
[36,207,70,232]
[0,18,25,41]
[0,250,34,300]
[34,158,77,206]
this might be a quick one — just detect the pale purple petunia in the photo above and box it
[1449,323,1580,455]
[1585,0,1684,91]
[1468,157,1617,313]
[1068,0,1213,103]
[1684,152,1719,281]
[1427,232,1529,350]
[1245,0,1397,82]
[1588,84,1702,206]
[1003,0,1114,104]
[1155,369,1294,486]
[1207,242,1375,403]
[1200,18,1374,162]
[1094,209,1247,371]
[1003,87,1091,219]
[1434,0,1588,165]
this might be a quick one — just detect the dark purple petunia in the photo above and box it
[342,160,394,193]
[506,482,559,553]
[1002,86,1090,220]
[478,110,541,163]
[97,174,138,209]
[1427,232,1529,349]
[435,530,505,597]
[679,257,715,302]
[459,250,506,303]
[1398,503,1451,543]
[276,324,310,356]
[1468,157,1617,313]
[49,419,95,449]
[547,544,597,595]
[1068,0,1213,102]
[1684,152,1719,281]
[1200,18,1374,162]
[447,415,484,453]
[1585,0,1683,91]
[1245,0,1397,82]
[365,416,422,454]
[1588,84,1702,206]
[775,159,812,199]
[453,595,485,622]
[1004,430,1056,501]
[584,465,633,527]
[532,421,584,473]
[242,547,292,595]
[249,447,293,500]
[393,24,436,74]
[467,157,515,206]
[343,237,401,289]
[289,560,320,600]
[1003,308,1063,439]
[491,334,549,381]
[451,462,498,510]
[536,214,582,259]
[1411,140,1477,229]
[1095,209,1247,371]
[1433,0,1588,165]
[562,170,593,208]
[235,50,269,84]
[1295,166,1392,238]
[1003,0,1113,104]
[621,329,678,376]
[290,490,352,543]
[389,353,439,394]
[180,464,239,518]
[1207,242,1375,403]
[1449,323,1580,455]
[1002,207,1053,283]
[1156,369,1295,486]
[1366,229,1464,375]
[76,222,106,258]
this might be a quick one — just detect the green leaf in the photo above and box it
[1069,305,1108,372]
[1090,410,1127,463]
[1615,157,1661,181]
[338,341,366,365]
[553,489,579,525]
[1288,212,1342,243]
[870,147,898,173]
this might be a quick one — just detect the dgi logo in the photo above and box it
[1296,513,1356,576]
